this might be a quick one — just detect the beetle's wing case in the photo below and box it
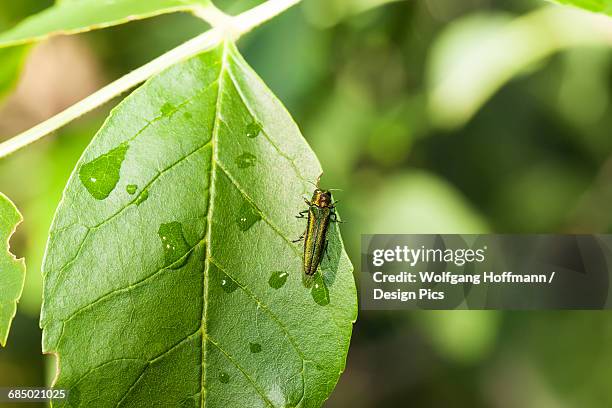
[303,205,331,275]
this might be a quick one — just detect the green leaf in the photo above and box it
[41,42,357,407]
[548,0,612,16]
[360,171,488,234]
[427,8,612,129]
[302,0,404,27]
[0,46,28,102]
[0,192,26,347]
[415,311,500,364]
[0,0,211,48]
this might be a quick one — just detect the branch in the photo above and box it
[0,0,302,158]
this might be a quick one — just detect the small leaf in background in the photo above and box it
[427,7,612,129]
[0,192,26,347]
[0,0,211,48]
[557,47,611,126]
[415,311,500,364]
[302,0,404,27]
[42,42,357,407]
[360,171,488,234]
[0,4,29,106]
[339,170,488,275]
[0,124,96,316]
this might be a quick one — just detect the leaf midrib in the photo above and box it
[198,44,346,407]
[200,40,227,408]
[200,43,286,408]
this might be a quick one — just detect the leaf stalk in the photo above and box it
[0,0,302,158]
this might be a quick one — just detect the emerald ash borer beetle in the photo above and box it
[293,179,341,276]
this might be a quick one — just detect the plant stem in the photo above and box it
[0,0,302,159]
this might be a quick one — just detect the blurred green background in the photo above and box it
[2,0,612,407]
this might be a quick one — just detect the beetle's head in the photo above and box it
[312,189,332,207]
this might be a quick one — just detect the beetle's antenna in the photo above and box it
[328,188,343,192]
[316,172,323,187]
[306,173,324,189]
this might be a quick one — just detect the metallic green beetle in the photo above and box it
[294,187,339,276]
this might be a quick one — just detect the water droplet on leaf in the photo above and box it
[249,342,262,353]
[134,189,149,206]
[160,102,175,116]
[245,121,262,138]
[235,153,257,169]
[269,271,289,289]
[126,184,138,195]
[210,263,238,293]
[311,274,330,306]
[235,200,261,231]
[219,372,230,384]
[180,398,196,408]
[79,144,128,200]
[158,222,191,268]
[220,273,238,293]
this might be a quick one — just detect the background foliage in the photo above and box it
[1,0,612,406]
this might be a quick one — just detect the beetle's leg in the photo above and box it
[330,211,345,223]
[324,239,330,261]
[295,209,308,219]
[304,198,312,206]
[292,232,305,243]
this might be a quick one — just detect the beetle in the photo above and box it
[293,181,341,276]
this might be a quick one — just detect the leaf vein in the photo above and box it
[201,41,229,407]
[49,139,213,297]
[59,237,206,332]
[207,335,275,408]
[209,258,307,406]
[89,136,214,231]
[215,162,301,257]
[70,358,147,389]
[209,258,310,364]
[116,328,201,407]
[224,61,311,186]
